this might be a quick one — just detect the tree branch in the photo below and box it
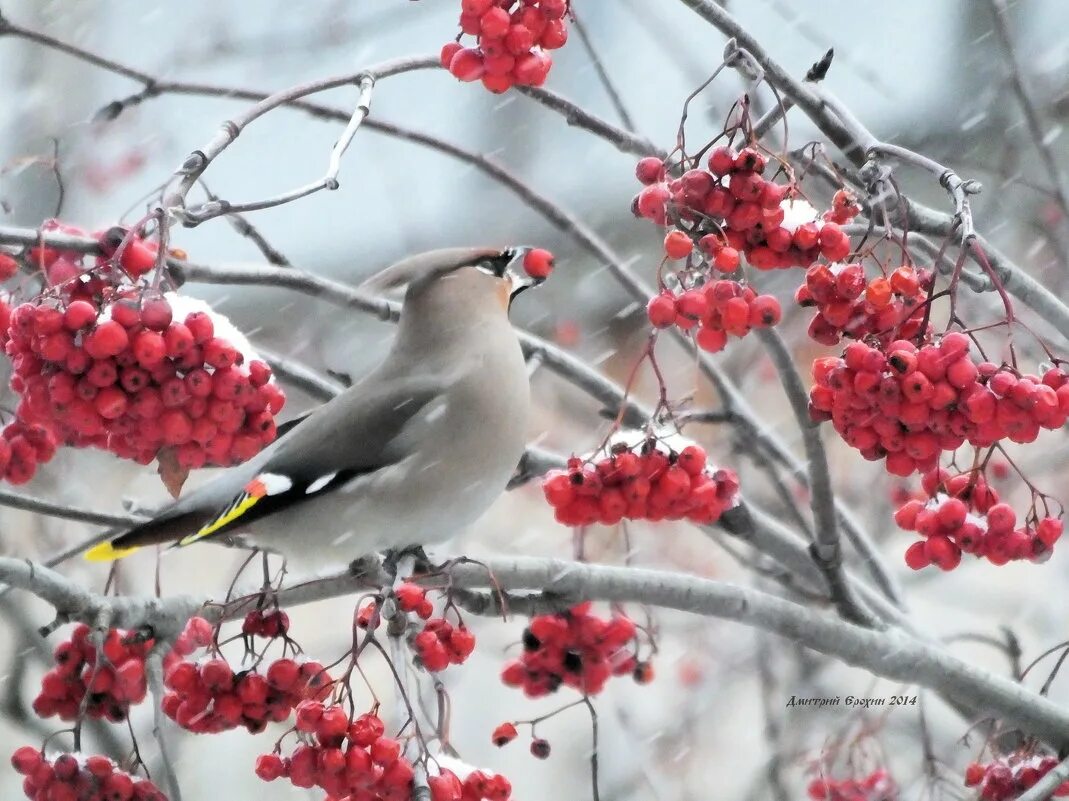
[4,554,1068,748]
[754,328,875,627]
[986,0,1069,224]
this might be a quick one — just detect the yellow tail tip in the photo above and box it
[84,541,141,562]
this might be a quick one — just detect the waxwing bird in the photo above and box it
[85,246,542,568]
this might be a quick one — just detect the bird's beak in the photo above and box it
[504,246,545,299]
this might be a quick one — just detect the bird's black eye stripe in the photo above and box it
[475,250,515,278]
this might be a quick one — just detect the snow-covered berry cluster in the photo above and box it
[11,748,168,801]
[241,608,290,639]
[646,280,781,352]
[33,624,151,723]
[256,708,411,798]
[500,603,649,696]
[541,437,740,526]
[441,0,569,93]
[258,708,511,801]
[0,222,285,481]
[797,263,931,347]
[632,149,856,270]
[161,616,331,734]
[809,334,1069,476]
[965,754,1069,799]
[896,468,1062,570]
[806,769,897,801]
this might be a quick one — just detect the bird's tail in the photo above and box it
[83,509,206,562]
[84,539,143,562]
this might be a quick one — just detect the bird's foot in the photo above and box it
[348,554,385,583]
[381,545,431,583]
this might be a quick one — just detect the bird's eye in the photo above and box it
[474,251,513,278]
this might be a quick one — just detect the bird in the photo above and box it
[84,245,543,569]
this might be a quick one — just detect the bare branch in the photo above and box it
[5,555,1065,747]
[166,65,409,224]
[146,653,183,801]
[986,0,1069,224]
[569,6,637,132]
[754,328,876,627]
[0,488,140,528]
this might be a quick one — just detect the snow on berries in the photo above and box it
[161,616,332,734]
[633,147,857,348]
[965,753,1069,799]
[805,768,897,801]
[808,333,1069,476]
[442,0,570,94]
[797,262,931,347]
[258,707,515,801]
[896,468,1062,570]
[632,148,857,270]
[33,624,152,723]
[500,603,650,696]
[541,433,740,526]
[0,222,285,483]
[11,747,169,801]
[241,608,290,639]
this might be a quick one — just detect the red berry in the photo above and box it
[492,722,518,747]
[84,321,129,359]
[522,248,555,279]
[449,48,485,82]
[663,230,693,260]
[646,294,677,329]
[530,738,551,759]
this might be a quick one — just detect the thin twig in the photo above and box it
[146,653,183,801]
[986,0,1069,224]
[162,60,430,223]
[754,328,877,628]
[569,6,637,132]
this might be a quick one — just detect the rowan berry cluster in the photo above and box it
[161,616,331,734]
[359,584,477,672]
[0,418,57,485]
[965,754,1069,799]
[262,707,410,797]
[242,609,290,639]
[809,333,1069,476]
[646,280,782,352]
[805,769,897,801]
[0,223,285,479]
[541,438,740,526]
[0,252,19,281]
[632,149,857,271]
[33,624,151,723]
[441,0,569,93]
[11,748,168,801]
[500,603,649,696]
[896,468,1062,570]
[797,263,931,347]
[428,768,513,801]
[258,708,511,801]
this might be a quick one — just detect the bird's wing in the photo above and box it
[84,374,448,561]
